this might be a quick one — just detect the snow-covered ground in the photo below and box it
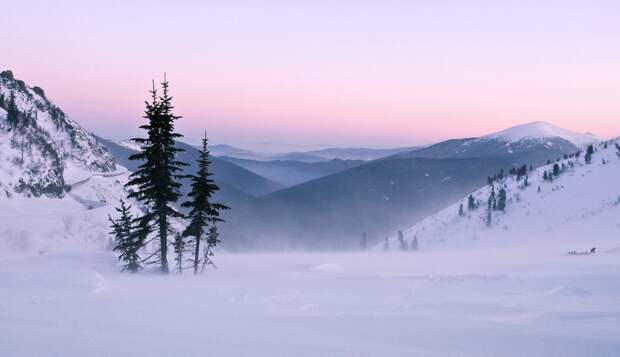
[392,140,620,251]
[1,248,619,357]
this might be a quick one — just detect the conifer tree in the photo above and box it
[615,143,620,159]
[109,199,142,273]
[126,77,188,274]
[182,133,229,274]
[497,188,507,211]
[6,92,19,128]
[172,233,186,274]
[411,235,419,251]
[543,171,548,181]
[553,163,560,176]
[585,144,594,164]
[458,203,464,217]
[201,226,221,272]
[467,194,476,210]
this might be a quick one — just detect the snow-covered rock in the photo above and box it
[0,70,115,197]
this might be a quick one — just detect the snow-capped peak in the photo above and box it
[483,121,598,147]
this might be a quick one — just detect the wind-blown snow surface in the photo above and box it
[1,249,619,357]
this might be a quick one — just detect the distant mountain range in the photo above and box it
[0,69,603,252]
[197,142,420,163]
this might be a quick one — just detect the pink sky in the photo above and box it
[2,1,620,148]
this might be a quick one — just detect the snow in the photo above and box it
[483,121,599,146]
[118,139,142,151]
[393,140,620,251]
[0,248,619,356]
[1,141,619,355]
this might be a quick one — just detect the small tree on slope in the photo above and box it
[109,199,142,273]
[182,133,230,274]
[126,78,188,274]
[585,144,594,164]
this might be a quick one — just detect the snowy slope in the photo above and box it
[483,121,599,146]
[390,140,620,250]
[0,70,115,197]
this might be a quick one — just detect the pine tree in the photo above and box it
[109,199,142,273]
[201,226,221,272]
[458,203,464,217]
[410,235,419,251]
[126,77,188,274]
[585,144,594,164]
[615,143,620,159]
[467,194,476,210]
[553,163,560,176]
[6,92,19,128]
[182,132,230,274]
[497,188,507,211]
[172,233,186,274]
[543,171,548,181]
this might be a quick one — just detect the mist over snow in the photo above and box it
[1,71,620,356]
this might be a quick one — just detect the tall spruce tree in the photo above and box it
[182,133,230,274]
[109,199,142,273]
[126,77,187,274]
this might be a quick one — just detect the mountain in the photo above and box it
[272,146,419,162]
[238,122,589,249]
[0,70,116,198]
[246,157,509,249]
[97,138,283,197]
[209,144,268,161]
[483,121,598,146]
[389,139,619,250]
[391,121,593,168]
[219,156,364,187]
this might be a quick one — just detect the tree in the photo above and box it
[126,77,188,274]
[497,188,507,211]
[6,92,19,128]
[398,230,408,251]
[467,194,476,210]
[543,171,548,181]
[458,203,464,217]
[172,233,186,274]
[553,163,560,176]
[411,235,419,251]
[201,226,221,272]
[585,144,594,164]
[109,199,142,272]
[615,143,620,159]
[181,133,230,274]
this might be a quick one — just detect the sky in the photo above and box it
[2,0,620,150]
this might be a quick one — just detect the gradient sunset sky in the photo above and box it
[2,1,619,149]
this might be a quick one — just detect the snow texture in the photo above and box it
[483,121,599,147]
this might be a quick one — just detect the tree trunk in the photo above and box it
[193,230,201,275]
[159,212,169,274]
